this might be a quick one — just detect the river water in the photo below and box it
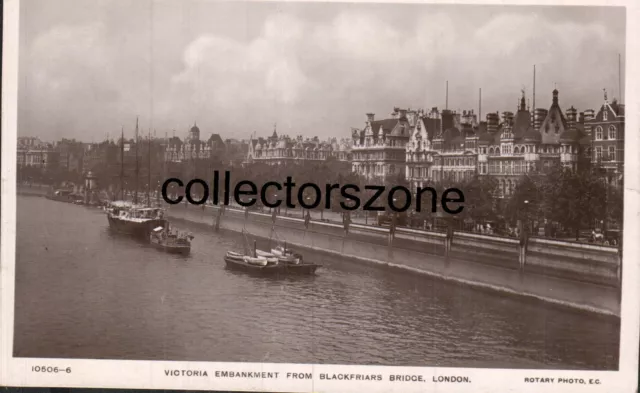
[14,196,619,369]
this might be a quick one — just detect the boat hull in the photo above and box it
[224,256,319,275]
[107,215,167,241]
[150,241,191,255]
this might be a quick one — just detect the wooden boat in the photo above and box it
[256,245,302,264]
[150,225,193,255]
[224,252,320,275]
[224,233,319,275]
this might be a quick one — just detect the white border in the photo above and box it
[2,0,639,391]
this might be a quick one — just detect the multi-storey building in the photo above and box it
[406,108,479,187]
[405,89,591,198]
[351,108,413,181]
[17,137,59,169]
[245,129,351,166]
[55,139,86,173]
[165,123,226,163]
[585,91,624,185]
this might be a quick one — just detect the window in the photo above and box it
[609,146,616,161]
[603,110,608,121]
[608,125,617,140]
[595,126,603,140]
[595,146,602,161]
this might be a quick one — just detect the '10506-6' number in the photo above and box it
[32,366,71,374]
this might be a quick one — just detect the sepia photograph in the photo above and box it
[2,0,639,391]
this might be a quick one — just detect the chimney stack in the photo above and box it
[566,106,578,126]
[533,108,548,129]
[366,113,375,123]
[584,109,595,121]
[486,112,500,133]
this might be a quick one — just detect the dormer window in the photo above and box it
[603,110,608,121]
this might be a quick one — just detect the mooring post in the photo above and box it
[214,206,222,231]
[518,224,528,274]
[444,225,453,262]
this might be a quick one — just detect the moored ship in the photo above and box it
[106,201,167,240]
[150,225,193,255]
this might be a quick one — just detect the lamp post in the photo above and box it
[523,199,529,234]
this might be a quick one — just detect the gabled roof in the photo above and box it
[511,109,532,140]
[538,89,568,144]
[208,133,225,147]
[422,116,441,141]
[370,119,400,139]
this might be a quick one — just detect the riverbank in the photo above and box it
[166,204,620,318]
[15,188,620,318]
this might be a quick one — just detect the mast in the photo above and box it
[147,128,151,206]
[120,127,124,201]
[478,88,482,120]
[134,117,139,204]
[618,53,622,103]
[533,65,536,111]
[445,81,449,110]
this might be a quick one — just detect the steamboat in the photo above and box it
[150,225,194,255]
[106,201,167,240]
[106,118,166,241]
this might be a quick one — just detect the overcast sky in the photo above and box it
[18,0,625,143]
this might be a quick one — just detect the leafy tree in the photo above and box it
[505,174,542,231]
[459,175,498,224]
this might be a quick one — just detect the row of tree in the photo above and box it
[19,155,622,239]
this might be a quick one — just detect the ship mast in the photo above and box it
[147,128,151,207]
[120,126,124,201]
[134,117,139,204]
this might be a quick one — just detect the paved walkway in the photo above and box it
[167,205,620,318]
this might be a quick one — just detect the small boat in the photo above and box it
[256,244,302,264]
[224,233,319,275]
[46,189,76,203]
[150,225,193,255]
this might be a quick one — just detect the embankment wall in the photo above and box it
[166,203,621,317]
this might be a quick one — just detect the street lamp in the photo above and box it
[523,200,530,234]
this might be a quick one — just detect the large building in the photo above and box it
[17,137,59,169]
[406,107,479,188]
[165,123,226,163]
[351,108,414,181]
[245,129,351,166]
[405,89,592,198]
[585,91,624,185]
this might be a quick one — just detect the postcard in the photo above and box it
[2,0,639,391]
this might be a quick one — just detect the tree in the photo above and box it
[459,175,498,224]
[540,164,606,240]
[505,174,542,231]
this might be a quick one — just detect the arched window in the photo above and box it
[608,125,617,140]
[595,126,603,140]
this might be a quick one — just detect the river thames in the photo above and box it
[14,195,619,369]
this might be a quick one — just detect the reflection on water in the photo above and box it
[14,196,619,369]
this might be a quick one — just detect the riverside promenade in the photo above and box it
[14,186,620,317]
[166,203,621,318]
